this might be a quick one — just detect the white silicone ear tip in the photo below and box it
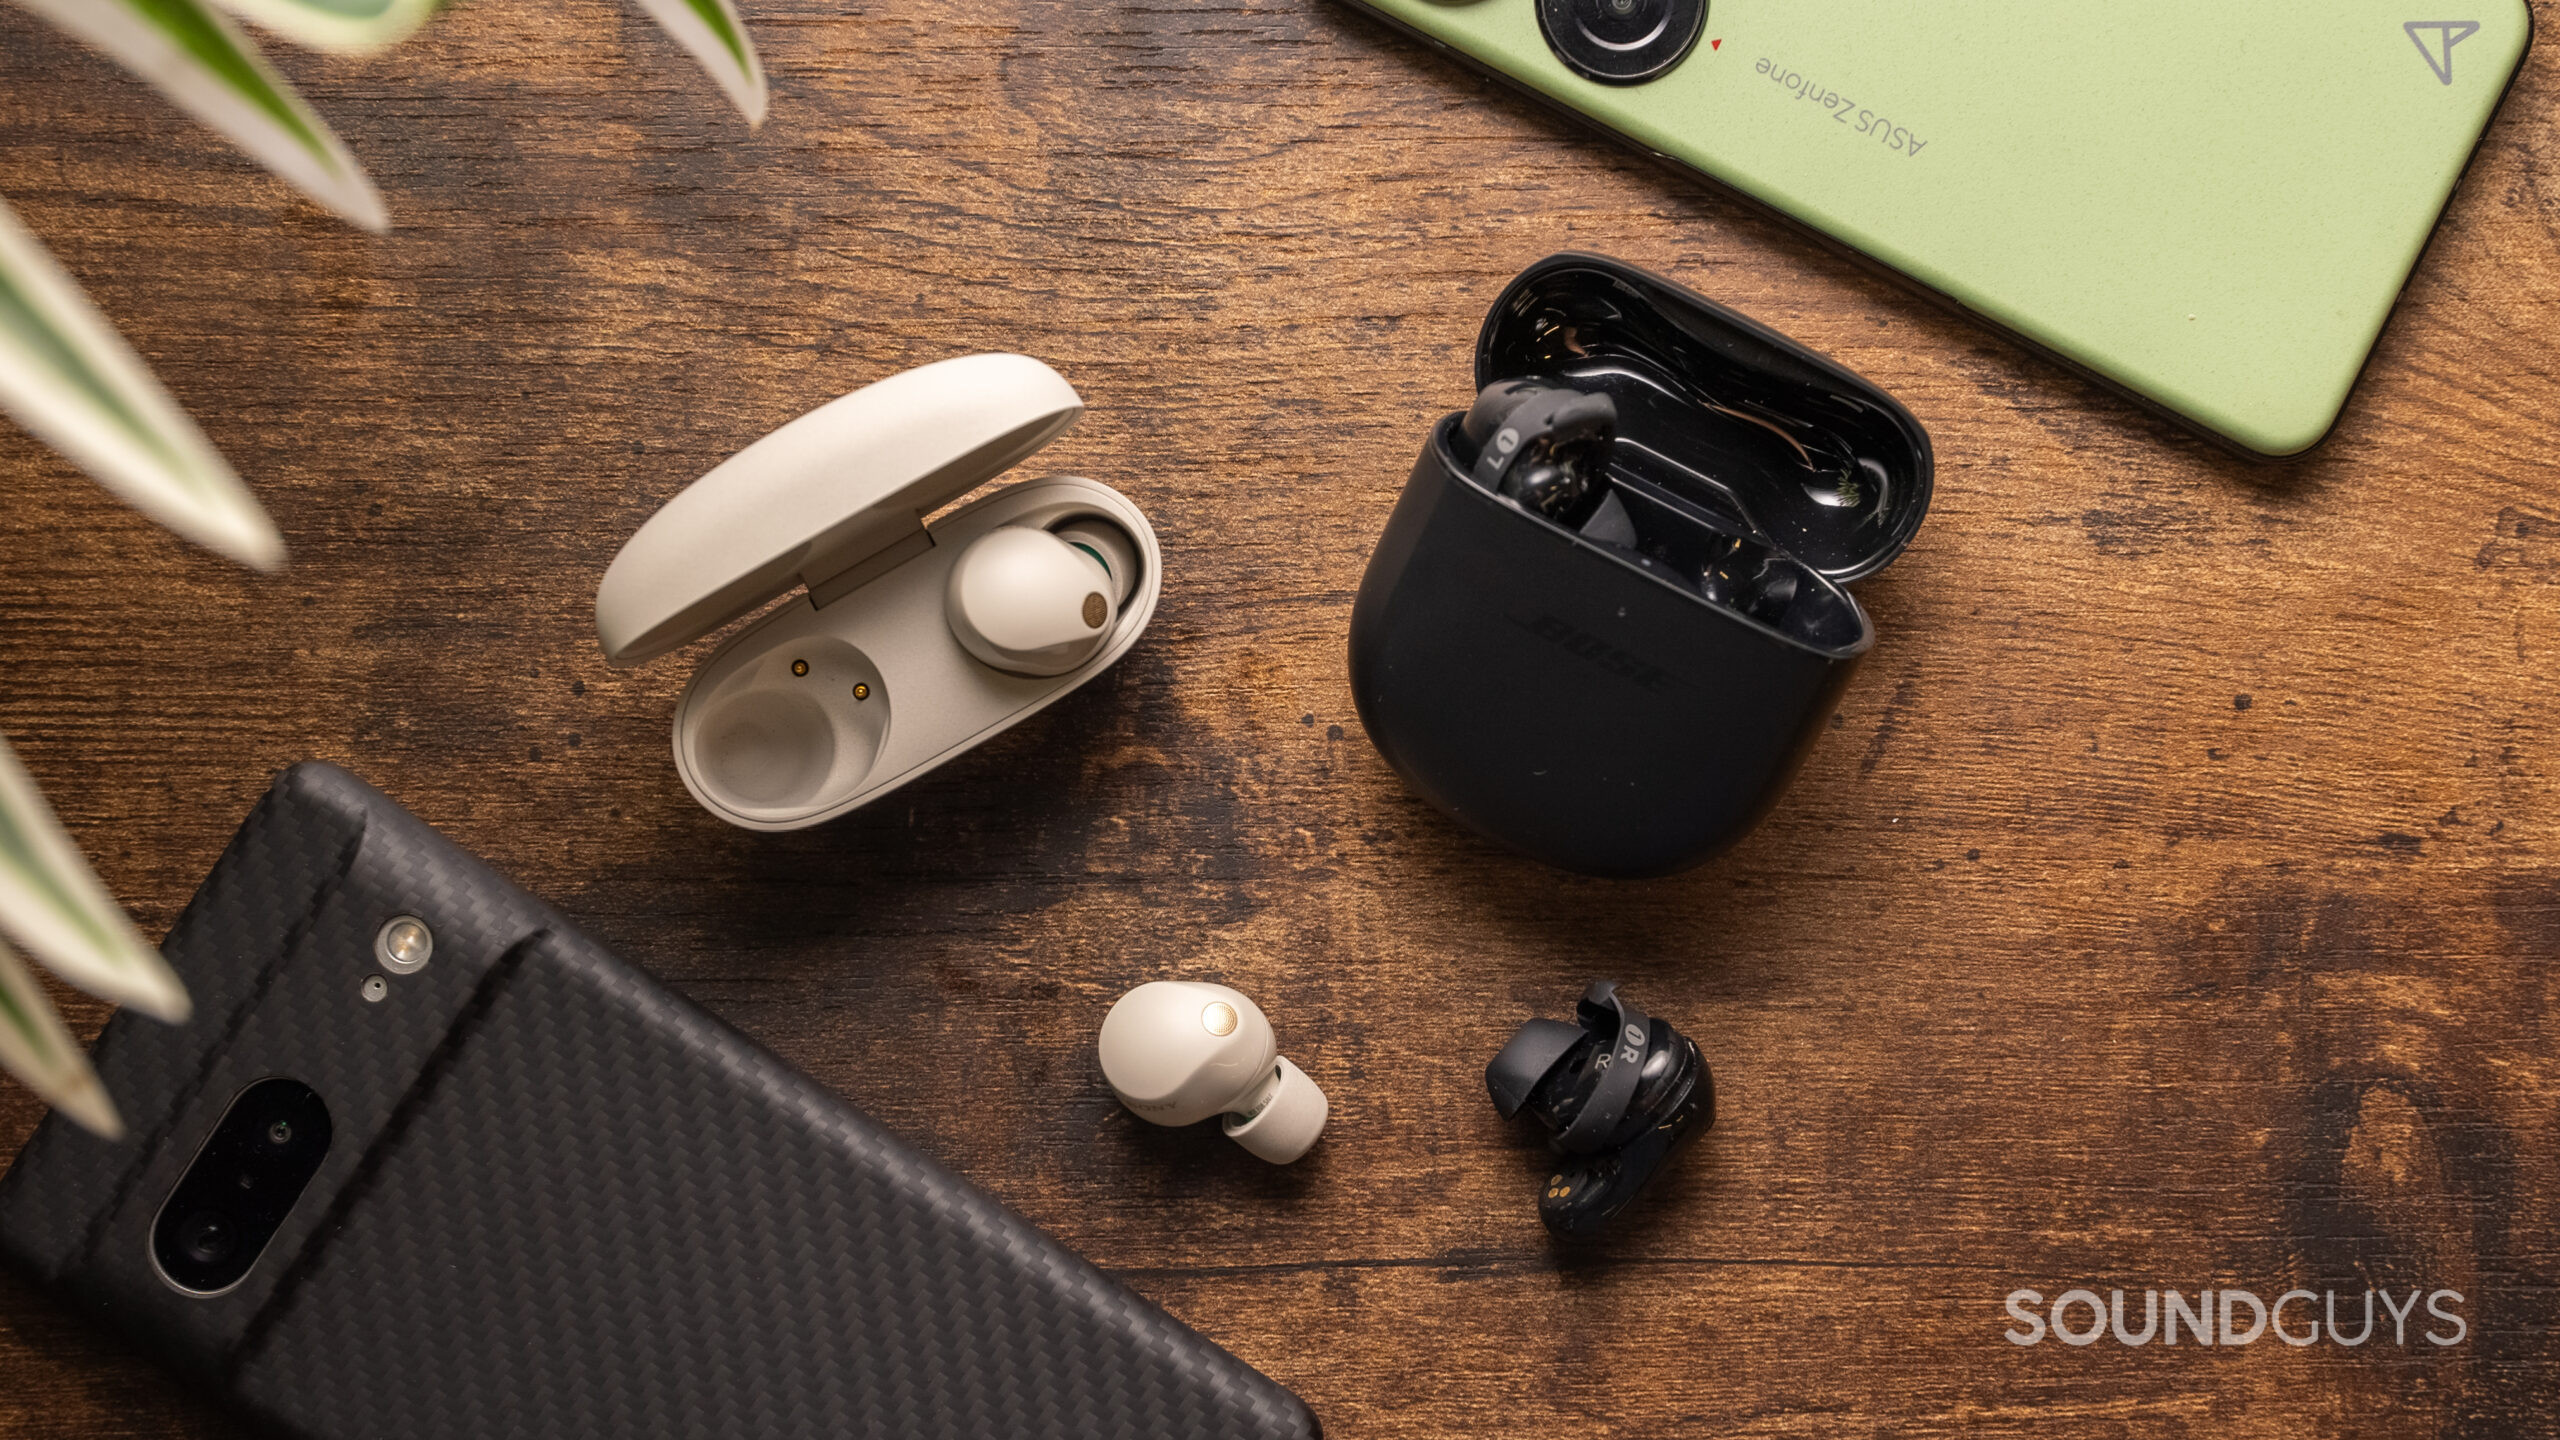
[1222,1055,1327,1164]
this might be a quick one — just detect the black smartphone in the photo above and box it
[0,762,1317,1440]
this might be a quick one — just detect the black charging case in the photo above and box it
[1347,253,1933,877]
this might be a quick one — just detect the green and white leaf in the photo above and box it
[630,0,768,127]
[209,0,440,54]
[0,195,286,570]
[0,733,190,1029]
[14,0,389,233]
[0,937,123,1139]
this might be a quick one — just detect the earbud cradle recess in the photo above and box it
[596,354,1162,831]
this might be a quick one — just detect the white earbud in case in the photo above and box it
[946,519,1137,676]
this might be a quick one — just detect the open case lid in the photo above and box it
[596,353,1084,666]
[1476,254,1932,583]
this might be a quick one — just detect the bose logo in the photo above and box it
[1509,612,1677,694]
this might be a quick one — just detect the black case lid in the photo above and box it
[1475,253,1933,583]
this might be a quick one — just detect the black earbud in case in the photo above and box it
[1347,253,1933,876]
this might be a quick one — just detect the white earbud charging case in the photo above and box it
[595,353,1163,832]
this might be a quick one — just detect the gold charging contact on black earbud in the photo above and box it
[852,683,871,701]
[791,659,809,677]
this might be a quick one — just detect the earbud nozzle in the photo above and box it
[1486,1018,1584,1118]
[1221,1055,1327,1164]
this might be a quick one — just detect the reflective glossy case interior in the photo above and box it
[1349,253,1931,876]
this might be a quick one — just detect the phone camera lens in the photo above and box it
[1539,0,1706,84]
[152,1078,334,1294]
[178,1211,237,1266]
[1583,0,1660,44]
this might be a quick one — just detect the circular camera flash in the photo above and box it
[1201,1001,1238,1037]
[375,917,433,975]
[360,975,389,1003]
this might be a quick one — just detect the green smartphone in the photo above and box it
[1337,0,2530,456]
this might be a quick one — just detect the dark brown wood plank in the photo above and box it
[0,0,2556,1434]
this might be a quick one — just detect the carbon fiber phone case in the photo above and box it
[0,763,1318,1440]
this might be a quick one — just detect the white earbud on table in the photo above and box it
[946,520,1138,676]
[1097,981,1328,1164]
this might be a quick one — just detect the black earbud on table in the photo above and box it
[1486,980,1714,1238]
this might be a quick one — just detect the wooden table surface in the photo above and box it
[1,2,2556,1435]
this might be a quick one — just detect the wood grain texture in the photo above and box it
[0,1,2556,1435]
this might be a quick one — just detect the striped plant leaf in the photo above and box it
[630,0,768,127]
[0,937,123,1139]
[15,0,390,233]
[0,195,286,570]
[0,733,190,1029]
[210,0,441,54]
